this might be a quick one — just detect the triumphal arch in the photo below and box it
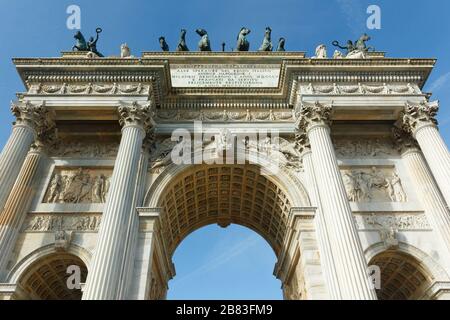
[1,35,450,300]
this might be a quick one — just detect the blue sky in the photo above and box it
[0,0,449,299]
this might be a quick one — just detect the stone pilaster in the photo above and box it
[128,208,174,300]
[297,102,377,300]
[83,101,153,300]
[402,101,450,207]
[0,101,49,211]
[393,126,450,251]
[300,142,342,299]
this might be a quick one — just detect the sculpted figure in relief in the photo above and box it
[46,168,111,204]
[342,168,406,203]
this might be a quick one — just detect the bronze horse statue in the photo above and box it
[196,28,211,51]
[258,27,273,51]
[235,27,251,51]
[176,29,189,51]
[72,28,103,57]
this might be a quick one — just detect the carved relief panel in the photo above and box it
[49,140,119,158]
[340,167,407,203]
[22,214,101,232]
[333,137,397,158]
[44,167,112,204]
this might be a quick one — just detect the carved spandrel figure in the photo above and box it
[149,137,180,172]
[176,29,189,51]
[258,27,273,51]
[276,38,286,51]
[159,36,169,51]
[196,29,211,51]
[235,27,251,51]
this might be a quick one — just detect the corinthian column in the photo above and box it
[0,102,47,211]
[297,102,377,300]
[402,101,450,206]
[299,139,341,299]
[83,102,153,300]
[0,111,55,280]
[393,127,450,251]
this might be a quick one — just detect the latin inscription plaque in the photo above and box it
[170,64,281,88]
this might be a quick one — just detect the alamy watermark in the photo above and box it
[66,264,81,290]
[66,5,81,30]
[367,5,381,30]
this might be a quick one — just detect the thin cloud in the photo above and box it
[336,0,367,37]
[172,233,261,285]
[428,72,450,92]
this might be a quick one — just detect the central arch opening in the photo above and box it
[148,164,305,300]
[167,224,282,299]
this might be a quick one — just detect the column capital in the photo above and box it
[295,101,332,133]
[402,100,439,136]
[118,101,154,133]
[11,101,51,133]
[392,125,420,155]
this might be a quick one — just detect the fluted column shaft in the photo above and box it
[413,125,450,207]
[0,100,49,212]
[308,125,376,299]
[402,101,450,207]
[302,150,342,299]
[117,147,149,299]
[0,124,35,211]
[297,102,376,300]
[0,147,44,279]
[402,147,450,250]
[83,102,152,300]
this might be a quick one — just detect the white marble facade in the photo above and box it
[0,51,449,300]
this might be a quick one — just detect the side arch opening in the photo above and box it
[14,252,88,300]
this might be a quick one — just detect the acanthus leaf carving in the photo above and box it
[402,101,439,134]
[118,101,154,130]
[391,126,420,154]
[296,101,332,132]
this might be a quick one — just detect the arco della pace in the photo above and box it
[1,30,450,301]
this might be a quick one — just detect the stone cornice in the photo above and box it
[13,54,436,112]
